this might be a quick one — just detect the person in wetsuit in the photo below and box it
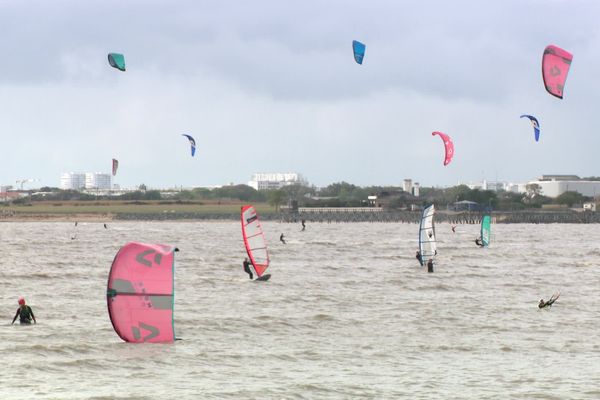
[416,250,422,264]
[12,298,36,325]
[280,233,286,244]
[301,219,306,231]
[242,257,254,280]
[427,258,434,273]
[475,237,484,247]
[539,292,560,309]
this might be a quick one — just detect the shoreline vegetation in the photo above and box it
[1,200,599,223]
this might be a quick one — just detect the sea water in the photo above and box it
[0,221,599,399]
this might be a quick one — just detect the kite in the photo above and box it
[108,53,126,72]
[432,131,454,166]
[520,115,540,142]
[542,45,572,99]
[181,134,196,157]
[352,40,366,65]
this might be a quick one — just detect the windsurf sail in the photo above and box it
[481,215,491,247]
[418,204,437,266]
[107,242,177,343]
[241,205,270,277]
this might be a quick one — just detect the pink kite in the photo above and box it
[542,45,573,99]
[107,242,177,343]
[432,131,454,166]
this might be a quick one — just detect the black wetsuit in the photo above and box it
[301,220,306,231]
[416,252,422,265]
[280,234,286,244]
[475,238,483,247]
[427,259,434,273]
[13,306,35,325]
[243,260,253,280]
[539,296,559,308]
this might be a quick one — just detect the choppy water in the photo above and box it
[0,221,599,399]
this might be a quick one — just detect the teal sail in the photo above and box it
[418,205,436,266]
[481,215,491,247]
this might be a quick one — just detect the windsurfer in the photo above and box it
[243,257,253,280]
[416,250,422,264]
[451,225,456,233]
[539,292,560,309]
[280,233,286,244]
[475,237,484,247]
[301,219,306,231]
[427,259,434,273]
[12,298,36,325]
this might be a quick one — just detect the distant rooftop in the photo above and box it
[538,175,581,181]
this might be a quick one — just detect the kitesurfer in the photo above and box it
[11,298,36,325]
[475,237,484,247]
[242,257,253,280]
[427,259,434,273]
[301,219,306,231]
[539,293,560,309]
[280,233,286,244]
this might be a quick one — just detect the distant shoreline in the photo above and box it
[1,208,599,223]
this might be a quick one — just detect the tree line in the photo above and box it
[8,182,595,211]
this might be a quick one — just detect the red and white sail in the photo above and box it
[240,205,270,277]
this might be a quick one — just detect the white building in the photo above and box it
[248,173,307,191]
[527,175,600,198]
[85,173,112,190]
[413,182,420,197]
[60,173,86,190]
[403,179,412,193]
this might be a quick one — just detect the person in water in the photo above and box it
[415,250,422,264]
[539,292,560,309]
[12,298,36,325]
[427,258,434,273]
[475,237,484,247]
[301,219,306,231]
[280,233,286,244]
[242,257,253,280]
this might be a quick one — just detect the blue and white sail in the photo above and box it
[418,204,437,266]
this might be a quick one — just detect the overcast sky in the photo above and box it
[1,0,599,189]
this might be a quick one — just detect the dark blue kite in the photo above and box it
[520,115,540,142]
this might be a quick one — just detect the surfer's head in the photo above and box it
[18,297,25,305]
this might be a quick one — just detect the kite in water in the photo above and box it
[108,53,126,72]
[542,45,572,99]
[112,159,119,176]
[107,242,178,343]
[520,115,540,142]
[432,131,454,166]
[181,134,196,157]
[352,40,366,65]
